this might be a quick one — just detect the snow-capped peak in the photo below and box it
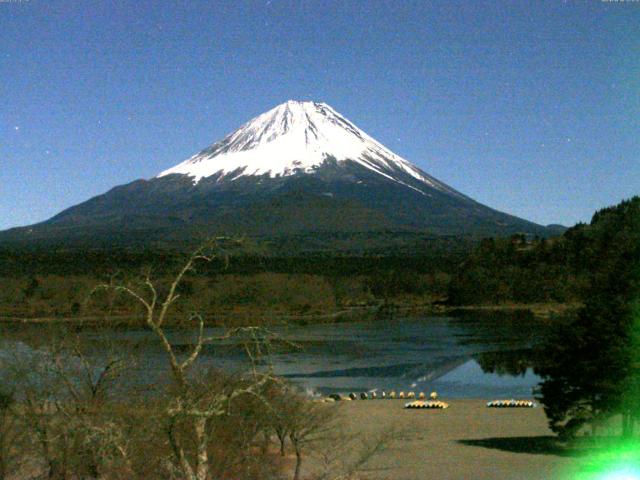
[157,100,458,196]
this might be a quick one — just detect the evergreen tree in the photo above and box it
[536,197,640,438]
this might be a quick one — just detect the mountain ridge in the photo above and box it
[0,100,557,250]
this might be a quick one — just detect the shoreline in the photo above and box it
[0,302,578,327]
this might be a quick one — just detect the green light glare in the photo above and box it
[574,441,640,480]
[573,203,640,480]
[601,470,640,480]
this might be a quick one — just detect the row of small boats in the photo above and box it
[328,391,439,401]
[404,400,449,409]
[322,393,537,409]
[486,399,536,408]
[405,399,536,409]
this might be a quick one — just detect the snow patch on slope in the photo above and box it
[158,100,460,197]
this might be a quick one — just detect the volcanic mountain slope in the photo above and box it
[1,101,553,248]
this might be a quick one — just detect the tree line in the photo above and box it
[0,231,589,320]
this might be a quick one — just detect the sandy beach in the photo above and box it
[326,399,584,480]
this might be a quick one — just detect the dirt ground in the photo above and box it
[321,399,585,480]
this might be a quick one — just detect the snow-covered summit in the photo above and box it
[158,100,456,195]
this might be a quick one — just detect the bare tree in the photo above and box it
[97,242,279,480]
[313,428,403,480]
[269,390,399,480]
[261,379,296,458]
[274,394,339,480]
[0,388,16,480]
[5,344,69,480]
[51,326,134,478]
[2,323,135,479]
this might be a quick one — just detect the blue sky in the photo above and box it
[2,0,639,230]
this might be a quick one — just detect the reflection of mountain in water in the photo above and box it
[434,359,541,398]
[282,356,468,381]
[474,349,536,377]
[274,315,547,396]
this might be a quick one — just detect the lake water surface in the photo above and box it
[1,314,546,399]
[261,315,544,398]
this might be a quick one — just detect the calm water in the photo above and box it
[262,316,543,398]
[1,314,546,399]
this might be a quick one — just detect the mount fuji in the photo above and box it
[1,101,554,249]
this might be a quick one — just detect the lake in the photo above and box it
[0,313,546,399]
[260,315,544,398]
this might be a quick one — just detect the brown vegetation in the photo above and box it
[0,243,393,479]
[0,270,449,325]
